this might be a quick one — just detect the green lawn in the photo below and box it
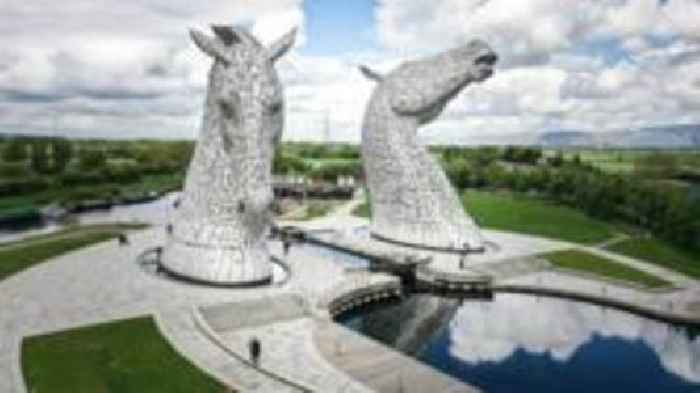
[352,190,618,244]
[305,202,333,220]
[352,202,371,218]
[22,317,230,393]
[463,190,619,244]
[542,249,671,289]
[303,157,359,169]
[284,201,335,221]
[608,237,700,279]
[0,224,145,281]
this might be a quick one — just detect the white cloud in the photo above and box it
[448,294,700,383]
[0,0,306,139]
[371,0,700,142]
[1,0,699,142]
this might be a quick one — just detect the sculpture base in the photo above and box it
[157,262,272,288]
[160,236,273,286]
[370,231,487,254]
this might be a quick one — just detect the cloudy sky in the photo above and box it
[0,0,699,143]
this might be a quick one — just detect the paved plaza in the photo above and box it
[3,198,700,392]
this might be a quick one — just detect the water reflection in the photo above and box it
[339,293,700,393]
[0,193,179,243]
[294,242,370,269]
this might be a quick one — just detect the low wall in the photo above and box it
[493,284,700,327]
[325,280,403,318]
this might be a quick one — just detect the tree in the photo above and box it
[634,152,679,179]
[547,151,565,167]
[29,140,50,174]
[503,146,516,162]
[51,138,73,174]
[78,148,107,171]
[572,153,582,166]
[2,138,28,162]
[29,138,73,174]
[273,150,310,174]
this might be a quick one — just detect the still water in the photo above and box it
[0,193,179,244]
[339,293,700,393]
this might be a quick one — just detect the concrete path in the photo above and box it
[573,245,695,287]
[592,233,631,249]
[0,206,439,393]
[3,194,700,393]
[156,306,300,393]
[314,319,479,393]
[278,190,366,232]
[315,222,700,324]
[200,305,371,393]
[0,229,286,393]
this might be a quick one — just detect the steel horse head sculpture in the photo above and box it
[360,39,498,252]
[161,25,296,285]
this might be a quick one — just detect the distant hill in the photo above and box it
[537,124,700,148]
[424,124,700,147]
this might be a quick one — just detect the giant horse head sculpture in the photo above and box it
[359,39,497,251]
[160,25,296,285]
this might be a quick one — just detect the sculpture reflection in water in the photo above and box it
[339,294,700,393]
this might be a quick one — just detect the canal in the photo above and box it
[339,293,700,393]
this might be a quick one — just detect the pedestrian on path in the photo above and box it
[248,337,261,367]
[459,242,469,270]
[283,239,291,255]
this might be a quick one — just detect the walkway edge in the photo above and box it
[189,306,313,392]
[493,285,700,326]
[11,335,26,393]
[152,311,247,393]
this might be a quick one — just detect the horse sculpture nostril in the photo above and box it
[476,53,497,66]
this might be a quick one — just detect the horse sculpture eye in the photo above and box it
[268,102,282,115]
[219,100,237,120]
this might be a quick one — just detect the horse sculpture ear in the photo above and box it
[359,65,383,82]
[268,27,297,63]
[189,28,231,65]
[211,25,241,46]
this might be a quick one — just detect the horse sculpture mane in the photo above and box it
[160,25,296,285]
[360,39,497,252]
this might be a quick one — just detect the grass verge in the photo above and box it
[22,317,230,393]
[0,224,146,281]
[283,201,336,221]
[542,249,671,289]
[464,190,619,244]
[352,190,619,244]
[304,202,333,220]
[352,202,371,218]
[608,237,700,280]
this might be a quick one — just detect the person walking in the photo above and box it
[459,242,469,270]
[283,239,291,255]
[248,337,261,367]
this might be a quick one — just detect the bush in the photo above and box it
[634,152,680,179]
[273,151,311,174]
[28,138,72,175]
[547,151,565,167]
[58,171,105,187]
[310,161,362,182]
[78,149,107,171]
[102,163,143,184]
[0,162,31,178]
[0,177,50,197]
[2,139,28,162]
[503,146,542,164]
